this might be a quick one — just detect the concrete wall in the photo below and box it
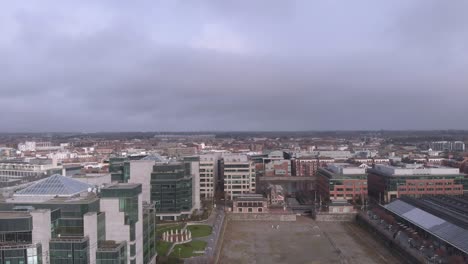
[100,198,133,262]
[31,209,52,262]
[100,194,145,263]
[129,160,155,203]
[135,194,144,263]
[189,161,201,210]
[314,212,357,222]
[228,213,296,221]
[84,212,98,264]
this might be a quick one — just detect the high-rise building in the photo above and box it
[111,155,200,221]
[222,154,256,199]
[151,162,195,220]
[0,175,157,264]
[198,154,221,199]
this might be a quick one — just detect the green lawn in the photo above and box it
[156,241,172,256]
[187,225,212,238]
[157,224,185,236]
[169,241,207,258]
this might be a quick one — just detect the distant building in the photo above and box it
[17,141,61,152]
[167,147,198,158]
[317,163,368,202]
[264,160,291,177]
[291,157,319,177]
[17,141,36,152]
[368,164,468,203]
[0,159,62,183]
[430,141,466,152]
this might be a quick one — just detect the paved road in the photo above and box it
[185,205,225,264]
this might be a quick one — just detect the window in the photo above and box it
[258,208,263,213]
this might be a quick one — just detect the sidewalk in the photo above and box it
[185,205,226,263]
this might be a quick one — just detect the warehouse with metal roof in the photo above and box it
[384,196,468,259]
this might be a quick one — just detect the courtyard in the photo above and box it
[219,216,402,264]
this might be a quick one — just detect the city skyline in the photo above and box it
[2,0,468,132]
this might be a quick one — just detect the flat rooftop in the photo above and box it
[0,211,31,219]
[320,163,367,179]
[372,164,462,176]
[103,183,141,189]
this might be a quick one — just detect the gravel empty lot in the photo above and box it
[219,216,401,264]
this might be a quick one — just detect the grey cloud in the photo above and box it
[0,0,468,132]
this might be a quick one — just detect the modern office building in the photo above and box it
[291,157,319,177]
[317,163,368,202]
[430,141,466,152]
[0,211,44,264]
[0,175,157,264]
[110,155,200,221]
[151,162,195,220]
[222,154,256,199]
[198,154,220,199]
[100,184,156,264]
[127,155,167,203]
[0,160,62,183]
[368,164,468,204]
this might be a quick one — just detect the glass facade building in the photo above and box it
[142,203,156,264]
[151,163,193,219]
[49,237,89,264]
[100,184,142,260]
[0,212,42,264]
[96,241,127,264]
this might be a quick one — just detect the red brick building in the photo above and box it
[292,157,335,177]
[367,164,467,203]
[317,163,368,202]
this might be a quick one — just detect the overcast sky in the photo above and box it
[1,1,468,132]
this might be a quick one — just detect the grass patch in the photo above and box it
[187,225,212,238]
[156,241,172,256]
[169,241,207,259]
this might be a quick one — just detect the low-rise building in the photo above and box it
[0,159,62,183]
[232,194,268,214]
[317,163,368,202]
[368,164,468,203]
